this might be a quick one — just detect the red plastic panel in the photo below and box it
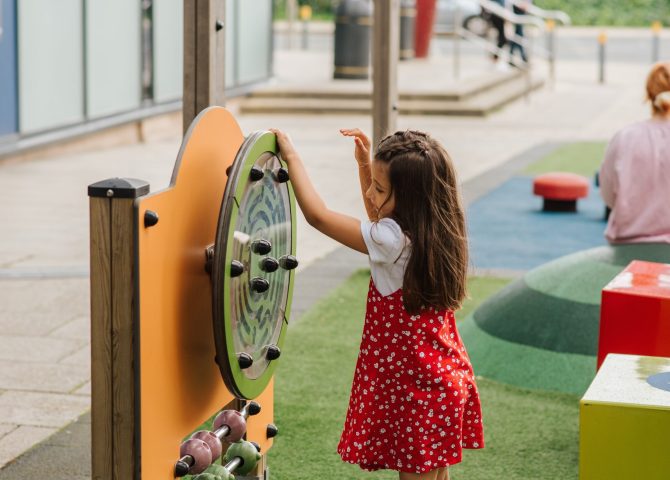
[598,261,670,369]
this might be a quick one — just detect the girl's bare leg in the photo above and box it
[436,467,450,480]
[399,469,439,480]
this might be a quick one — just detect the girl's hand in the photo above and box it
[269,128,299,163]
[340,128,371,166]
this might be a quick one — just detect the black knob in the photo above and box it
[247,401,262,416]
[251,239,272,255]
[250,441,261,453]
[225,165,232,177]
[238,353,253,369]
[275,168,289,183]
[230,260,244,277]
[174,458,191,477]
[260,257,279,273]
[265,345,281,361]
[144,210,159,228]
[279,255,299,270]
[250,167,264,181]
[250,277,270,293]
[266,424,278,439]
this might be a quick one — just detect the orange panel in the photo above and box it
[136,107,248,479]
[246,378,275,454]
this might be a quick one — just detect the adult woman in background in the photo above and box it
[599,61,670,244]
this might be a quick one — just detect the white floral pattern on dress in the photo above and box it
[337,280,484,474]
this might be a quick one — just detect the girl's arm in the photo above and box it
[270,129,368,254]
[340,128,376,220]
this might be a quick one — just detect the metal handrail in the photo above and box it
[508,0,572,25]
[477,0,546,30]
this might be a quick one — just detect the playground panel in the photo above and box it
[90,107,290,479]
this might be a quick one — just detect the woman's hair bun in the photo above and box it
[654,91,670,110]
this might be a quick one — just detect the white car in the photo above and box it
[434,0,491,36]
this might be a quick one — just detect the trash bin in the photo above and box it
[333,0,372,79]
[399,0,416,60]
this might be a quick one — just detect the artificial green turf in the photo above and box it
[523,142,607,178]
[268,271,580,479]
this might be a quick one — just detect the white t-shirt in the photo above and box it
[360,218,410,296]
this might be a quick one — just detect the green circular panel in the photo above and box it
[212,131,296,399]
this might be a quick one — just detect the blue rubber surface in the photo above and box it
[467,176,607,270]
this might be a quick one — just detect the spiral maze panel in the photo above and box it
[212,131,296,399]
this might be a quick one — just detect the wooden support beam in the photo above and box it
[183,0,227,133]
[372,0,400,149]
[89,179,150,480]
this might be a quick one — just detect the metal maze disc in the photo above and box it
[212,131,296,399]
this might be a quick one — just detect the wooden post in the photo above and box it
[372,0,400,150]
[89,179,150,480]
[183,0,227,133]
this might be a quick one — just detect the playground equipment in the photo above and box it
[88,107,296,479]
[598,260,670,369]
[533,172,589,212]
[580,353,670,479]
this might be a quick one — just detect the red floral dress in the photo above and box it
[337,280,484,474]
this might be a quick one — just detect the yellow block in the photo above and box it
[580,354,670,480]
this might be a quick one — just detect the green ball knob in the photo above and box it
[224,440,262,476]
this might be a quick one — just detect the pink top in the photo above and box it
[600,118,670,244]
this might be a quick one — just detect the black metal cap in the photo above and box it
[266,424,278,439]
[250,277,270,293]
[230,260,244,277]
[275,168,289,183]
[238,353,254,369]
[249,167,264,181]
[260,257,279,273]
[279,255,299,270]
[174,459,191,477]
[247,401,262,416]
[265,345,281,361]
[251,239,272,255]
[88,178,150,198]
[250,441,261,452]
[144,210,159,227]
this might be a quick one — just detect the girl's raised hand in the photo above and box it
[340,128,371,166]
[269,128,299,163]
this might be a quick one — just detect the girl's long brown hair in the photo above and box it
[375,130,468,314]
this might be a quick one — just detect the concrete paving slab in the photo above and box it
[49,316,90,342]
[0,336,85,364]
[0,362,89,393]
[0,392,89,428]
[0,426,15,441]
[0,426,57,469]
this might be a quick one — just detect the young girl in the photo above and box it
[269,127,484,480]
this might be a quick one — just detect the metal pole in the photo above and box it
[598,31,607,85]
[546,19,555,86]
[652,21,662,63]
[287,0,298,49]
[300,5,312,50]
[453,5,461,80]
[372,0,400,149]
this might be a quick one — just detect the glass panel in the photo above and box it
[18,0,84,133]
[238,0,272,85]
[153,0,183,102]
[85,0,141,118]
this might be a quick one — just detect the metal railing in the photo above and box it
[450,0,571,96]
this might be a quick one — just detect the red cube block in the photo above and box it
[598,261,670,369]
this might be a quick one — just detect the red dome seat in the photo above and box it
[533,172,590,212]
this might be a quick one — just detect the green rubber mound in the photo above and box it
[464,243,670,395]
[461,315,595,395]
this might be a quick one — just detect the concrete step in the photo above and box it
[239,71,545,116]
[244,69,523,103]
